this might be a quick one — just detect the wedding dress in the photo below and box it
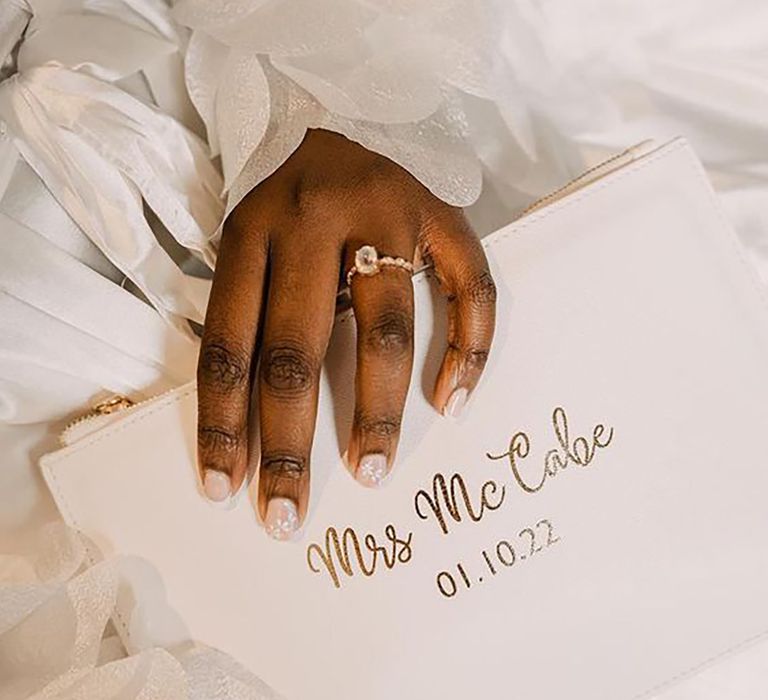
[2,1,768,698]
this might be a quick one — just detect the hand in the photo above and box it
[196,129,496,539]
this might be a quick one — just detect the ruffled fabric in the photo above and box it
[0,524,282,700]
[175,0,768,259]
[0,0,224,329]
[0,0,214,423]
[0,204,200,423]
[492,0,768,281]
[175,0,510,213]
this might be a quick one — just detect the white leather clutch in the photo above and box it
[41,139,768,700]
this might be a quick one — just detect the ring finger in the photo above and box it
[345,234,416,487]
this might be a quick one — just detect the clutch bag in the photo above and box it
[41,139,768,699]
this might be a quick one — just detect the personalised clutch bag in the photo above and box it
[41,139,768,700]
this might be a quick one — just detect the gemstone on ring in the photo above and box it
[347,244,414,287]
[355,245,379,275]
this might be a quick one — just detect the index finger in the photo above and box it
[197,212,268,506]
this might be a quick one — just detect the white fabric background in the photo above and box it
[1,0,768,697]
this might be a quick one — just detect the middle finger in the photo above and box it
[257,232,340,540]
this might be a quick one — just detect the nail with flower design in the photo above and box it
[265,497,300,541]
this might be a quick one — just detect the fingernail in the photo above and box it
[356,453,388,488]
[443,387,468,418]
[206,480,247,511]
[265,497,300,541]
[203,469,232,503]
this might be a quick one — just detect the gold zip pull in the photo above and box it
[60,395,136,446]
[61,386,192,446]
[91,395,135,415]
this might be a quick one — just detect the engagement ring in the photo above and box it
[346,245,414,286]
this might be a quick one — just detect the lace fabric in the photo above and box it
[0,524,283,700]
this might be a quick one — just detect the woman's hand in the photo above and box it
[196,129,496,539]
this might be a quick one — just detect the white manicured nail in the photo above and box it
[265,498,299,541]
[203,469,232,503]
[356,453,388,488]
[443,387,468,418]
[206,480,247,511]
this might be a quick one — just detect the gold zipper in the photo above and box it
[92,395,136,414]
[60,390,182,446]
[60,395,135,446]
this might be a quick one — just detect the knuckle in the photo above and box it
[198,425,241,454]
[355,411,402,439]
[365,310,413,357]
[353,159,400,192]
[261,454,307,482]
[448,343,490,372]
[198,341,250,391]
[261,342,317,396]
[222,208,248,238]
[465,347,490,371]
[290,176,318,214]
[224,196,269,241]
[463,270,497,307]
[290,175,346,217]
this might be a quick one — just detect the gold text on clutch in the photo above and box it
[306,524,413,589]
[486,406,614,494]
[414,472,506,535]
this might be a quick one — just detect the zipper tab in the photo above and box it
[92,395,135,415]
[59,386,189,447]
[60,394,136,447]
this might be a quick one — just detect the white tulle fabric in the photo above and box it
[175,0,506,213]
[0,524,282,700]
[175,0,768,264]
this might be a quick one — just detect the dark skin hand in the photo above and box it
[196,128,496,539]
